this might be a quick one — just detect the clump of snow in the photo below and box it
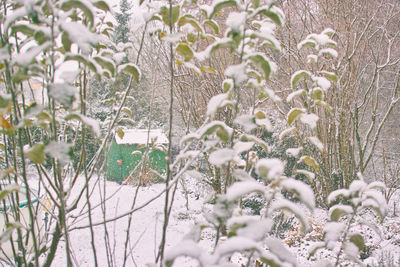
[208,148,235,167]
[225,63,247,86]
[256,158,284,180]
[234,114,257,132]
[226,12,246,32]
[308,136,324,151]
[286,147,302,157]
[312,76,331,91]
[281,179,315,209]
[225,181,265,201]
[207,93,230,117]
[300,113,319,129]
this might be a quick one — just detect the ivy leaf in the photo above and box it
[25,144,45,164]
[176,44,194,61]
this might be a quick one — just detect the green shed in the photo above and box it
[106,129,168,183]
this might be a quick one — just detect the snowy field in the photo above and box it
[45,175,400,267]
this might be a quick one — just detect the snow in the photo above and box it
[286,89,305,102]
[115,129,168,145]
[208,148,235,167]
[207,93,229,117]
[13,42,51,66]
[225,63,248,86]
[286,147,302,158]
[60,21,100,54]
[281,179,315,210]
[226,12,246,32]
[256,158,284,180]
[308,136,324,151]
[312,76,331,91]
[300,113,319,129]
[224,181,265,201]
[44,141,72,165]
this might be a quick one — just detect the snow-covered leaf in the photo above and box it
[209,148,235,167]
[61,0,95,27]
[0,184,20,202]
[209,0,237,19]
[225,181,265,201]
[49,83,76,106]
[318,48,338,58]
[329,204,353,221]
[44,141,72,165]
[25,144,45,164]
[287,108,305,126]
[65,113,100,137]
[272,199,310,232]
[234,115,257,132]
[286,147,302,158]
[204,19,219,34]
[248,53,272,80]
[327,189,350,204]
[281,179,315,209]
[308,136,323,151]
[349,233,364,251]
[119,63,141,82]
[298,156,319,171]
[176,43,194,61]
[291,70,311,89]
[256,158,284,181]
[159,5,180,26]
[233,141,254,155]
[286,89,305,102]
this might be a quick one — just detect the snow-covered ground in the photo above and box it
[47,175,400,266]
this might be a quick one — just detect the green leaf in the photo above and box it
[25,144,45,164]
[252,0,261,8]
[199,66,216,74]
[178,16,203,32]
[319,71,338,83]
[311,88,324,101]
[291,70,311,89]
[255,8,283,26]
[116,127,124,139]
[159,5,180,26]
[61,32,72,52]
[216,128,229,142]
[34,31,49,44]
[65,54,97,73]
[121,107,132,118]
[176,44,194,61]
[93,0,110,12]
[349,234,365,251]
[61,0,94,27]
[0,184,20,202]
[330,205,353,221]
[119,63,141,82]
[0,94,11,110]
[248,54,271,80]
[11,25,34,36]
[0,222,23,244]
[255,110,266,119]
[93,56,115,76]
[204,19,219,34]
[299,156,319,171]
[287,108,304,126]
[209,0,237,19]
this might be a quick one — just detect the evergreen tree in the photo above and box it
[114,0,132,44]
